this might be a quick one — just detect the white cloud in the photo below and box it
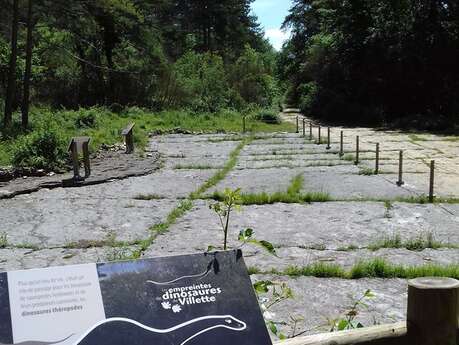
[265,28,291,51]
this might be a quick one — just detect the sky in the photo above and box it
[251,0,294,50]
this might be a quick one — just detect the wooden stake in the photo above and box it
[70,141,80,179]
[397,150,404,186]
[309,122,313,141]
[407,277,459,345]
[326,127,331,150]
[317,126,321,145]
[296,116,299,133]
[429,160,435,203]
[375,143,380,174]
[339,131,344,157]
[354,136,359,164]
[242,116,246,133]
[302,118,306,137]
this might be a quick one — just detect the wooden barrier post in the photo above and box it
[296,116,299,133]
[70,141,80,179]
[354,136,359,165]
[397,150,404,186]
[429,160,435,203]
[339,131,344,157]
[122,123,135,154]
[302,118,306,137]
[407,277,459,345]
[317,126,321,145]
[326,127,331,150]
[242,115,246,133]
[309,122,313,141]
[375,143,380,174]
[82,141,91,178]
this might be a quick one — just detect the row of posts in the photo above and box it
[296,116,436,203]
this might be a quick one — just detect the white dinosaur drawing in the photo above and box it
[71,315,247,345]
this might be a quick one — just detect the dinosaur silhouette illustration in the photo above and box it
[73,315,247,345]
[0,315,246,345]
[0,334,73,345]
[147,258,217,286]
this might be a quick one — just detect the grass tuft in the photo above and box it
[268,259,459,280]
[133,194,165,200]
[190,138,253,199]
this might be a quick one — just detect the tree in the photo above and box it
[22,0,34,130]
[4,0,19,129]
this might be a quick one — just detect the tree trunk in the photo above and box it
[4,0,20,129]
[22,0,34,130]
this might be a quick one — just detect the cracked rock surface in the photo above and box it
[0,130,457,341]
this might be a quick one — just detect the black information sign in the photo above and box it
[0,250,272,345]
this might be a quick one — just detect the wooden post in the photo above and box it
[397,150,404,186]
[242,116,246,134]
[296,116,299,133]
[309,122,313,141]
[126,132,134,154]
[375,143,380,174]
[302,118,306,137]
[354,136,359,165]
[82,141,91,178]
[317,126,321,145]
[407,277,459,345]
[70,141,80,179]
[326,127,331,150]
[339,131,344,157]
[429,160,435,203]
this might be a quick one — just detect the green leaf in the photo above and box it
[253,280,272,293]
[250,239,277,255]
[267,321,278,335]
[238,228,254,241]
[337,319,349,331]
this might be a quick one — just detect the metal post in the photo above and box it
[296,116,299,133]
[309,122,313,141]
[302,118,306,137]
[397,150,404,186]
[429,160,435,203]
[326,127,331,150]
[375,143,380,175]
[317,126,321,145]
[355,136,360,165]
[339,131,344,157]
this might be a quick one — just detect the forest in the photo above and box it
[279,0,459,130]
[0,0,458,169]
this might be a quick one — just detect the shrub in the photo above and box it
[75,109,98,128]
[11,125,67,170]
[254,110,281,124]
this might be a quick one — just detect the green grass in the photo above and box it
[408,134,428,142]
[174,164,216,170]
[0,107,294,167]
[342,154,355,162]
[209,173,331,205]
[133,194,165,200]
[366,231,459,251]
[190,138,253,198]
[0,232,7,248]
[151,200,194,234]
[267,259,459,280]
[359,167,376,176]
[209,190,331,205]
[349,259,459,279]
